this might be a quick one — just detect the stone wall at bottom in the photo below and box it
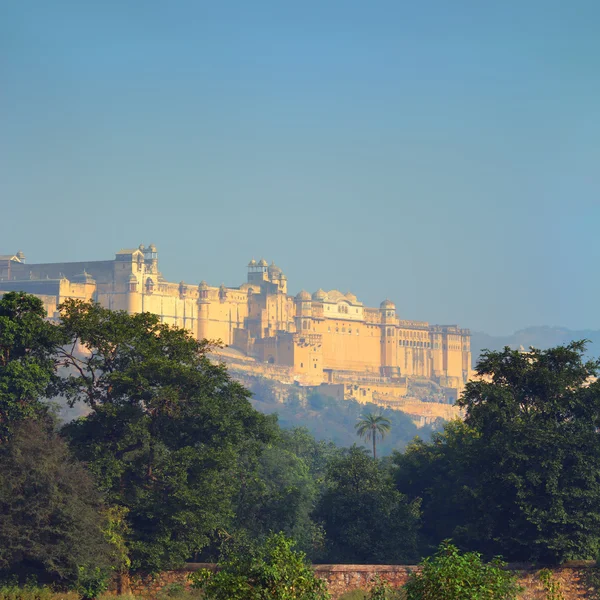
[109,563,599,599]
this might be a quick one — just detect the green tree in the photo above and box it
[0,418,112,584]
[396,342,600,563]
[355,413,392,459]
[190,532,330,600]
[393,421,480,554]
[233,444,321,556]
[403,541,520,600]
[458,341,600,563]
[58,300,277,571]
[0,292,62,442]
[315,446,419,564]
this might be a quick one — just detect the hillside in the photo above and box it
[470,326,600,365]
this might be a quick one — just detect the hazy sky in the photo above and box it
[2,1,599,335]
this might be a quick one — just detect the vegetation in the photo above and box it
[395,341,600,563]
[0,292,62,442]
[403,541,520,600]
[248,380,435,456]
[4,291,600,598]
[355,413,392,459]
[315,447,419,564]
[189,532,329,600]
[0,418,112,584]
[58,299,278,571]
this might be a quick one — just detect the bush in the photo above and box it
[403,541,520,600]
[189,532,329,600]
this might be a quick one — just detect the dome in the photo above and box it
[148,244,157,253]
[380,299,396,310]
[198,280,209,290]
[312,289,327,301]
[258,258,268,267]
[71,270,95,284]
[268,261,282,275]
[248,259,257,267]
[345,292,358,303]
[295,290,311,302]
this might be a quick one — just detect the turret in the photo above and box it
[247,258,269,285]
[144,244,158,273]
[197,281,210,340]
[126,273,141,313]
[295,290,312,331]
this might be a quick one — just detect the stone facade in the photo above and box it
[0,246,472,394]
[111,564,598,599]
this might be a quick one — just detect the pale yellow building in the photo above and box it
[0,246,472,392]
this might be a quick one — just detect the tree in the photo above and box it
[315,446,419,564]
[393,421,480,555]
[458,341,600,563]
[355,413,392,459]
[403,541,520,600]
[57,300,278,571]
[0,292,62,442]
[0,418,112,584]
[189,532,330,600]
[233,444,321,556]
[396,342,600,563]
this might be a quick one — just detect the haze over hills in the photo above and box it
[470,326,600,365]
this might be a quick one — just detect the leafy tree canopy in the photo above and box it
[396,342,600,563]
[58,300,278,571]
[315,446,420,564]
[0,292,63,441]
[0,418,112,584]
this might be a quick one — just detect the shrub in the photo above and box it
[189,532,329,600]
[403,541,520,600]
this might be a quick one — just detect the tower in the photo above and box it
[197,281,210,340]
[247,258,269,285]
[380,299,397,376]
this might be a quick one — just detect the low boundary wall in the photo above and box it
[113,563,598,599]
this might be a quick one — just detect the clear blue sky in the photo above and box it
[1,0,599,335]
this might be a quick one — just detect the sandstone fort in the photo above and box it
[0,246,472,407]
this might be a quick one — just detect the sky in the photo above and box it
[1,0,599,335]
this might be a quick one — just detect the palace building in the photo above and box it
[0,246,472,392]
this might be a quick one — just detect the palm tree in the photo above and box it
[355,412,392,459]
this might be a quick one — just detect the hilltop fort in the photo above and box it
[0,246,472,410]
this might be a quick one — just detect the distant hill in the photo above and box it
[470,326,600,365]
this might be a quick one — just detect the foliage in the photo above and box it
[251,388,430,457]
[538,569,565,600]
[0,419,112,584]
[58,300,278,571]
[0,292,62,442]
[355,413,392,459]
[233,443,322,556]
[459,341,600,562]
[72,567,109,600]
[189,532,330,600]
[403,541,520,600]
[392,420,480,554]
[367,576,404,600]
[315,446,420,564]
[0,580,76,600]
[396,342,600,563]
